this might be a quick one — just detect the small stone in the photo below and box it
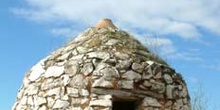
[163,74,173,84]
[180,86,188,97]
[143,80,151,87]
[88,51,110,60]
[61,95,69,101]
[173,99,183,110]
[101,67,119,80]
[20,96,27,105]
[150,80,165,93]
[183,98,188,104]
[114,52,130,60]
[45,87,60,96]
[164,100,173,108]
[61,75,70,86]
[166,85,174,99]
[82,63,94,76]
[69,74,88,89]
[44,66,64,78]
[27,96,34,105]
[23,77,31,87]
[71,98,82,105]
[67,87,79,97]
[132,63,144,73]
[89,99,112,107]
[118,80,133,89]
[71,54,84,61]
[142,67,153,79]
[41,78,61,90]
[105,39,119,45]
[92,78,113,88]
[116,60,132,69]
[142,97,161,107]
[64,60,80,76]
[47,97,55,108]
[28,63,45,81]
[72,49,78,56]
[34,96,46,106]
[57,52,71,61]
[122,70,141,80]
[53,99,70,109]
[24,84,39,95]
[95,62,110,72]
[17,88,25,99]
[77,46,88,54]
[80,89,89,96]
[14,103,27,110]
[146,61,155,65]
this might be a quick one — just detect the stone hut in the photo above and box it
[12,19,191,110]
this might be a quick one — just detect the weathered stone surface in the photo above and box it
[88,51,110,60]
[82,62,94,76]
[77,46,88,54]
[53,99,70,109]
[41,78,61,90]
[142,67,153,79]
[27,96,34,105]
[61,75,70,86]
[118,80,133,89]
[132,63,144,73]
[69,74,88,89]
[47,97,55,108]
[28,62,45,81]
[114,52,130,60]
[146,61,155,65]
[45,87,60,96]
[89,99,112,107]
[67,87,79,97]
[92,78,113,88]
[64,60,80,76]
[143,80,151,87]
[105,39,119,45]
[142,97,161,107]
[122,70,141,80]
[24,84,39,95]
[20,96,27,105]
[150,80,165,93]
[116,60,132,69]
[34,96,46,106]
[101,67,119,80]
[166,85,175,99]
[44,66,64,78]
[79,89,89,96]
[164,74,173,84]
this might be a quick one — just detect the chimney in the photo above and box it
[95,19,117,29]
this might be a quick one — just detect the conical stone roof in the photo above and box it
[12,19,191,110]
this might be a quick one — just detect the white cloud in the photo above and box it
[51,27,83,38]
[168,52,203,62]
[13,0,220,39]
[12,0,220,63]
[138,36,204,62]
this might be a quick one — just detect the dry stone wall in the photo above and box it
[12,26,191,110]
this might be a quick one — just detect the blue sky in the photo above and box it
[1,0,220,109]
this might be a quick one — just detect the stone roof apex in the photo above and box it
[95,18,117,29]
